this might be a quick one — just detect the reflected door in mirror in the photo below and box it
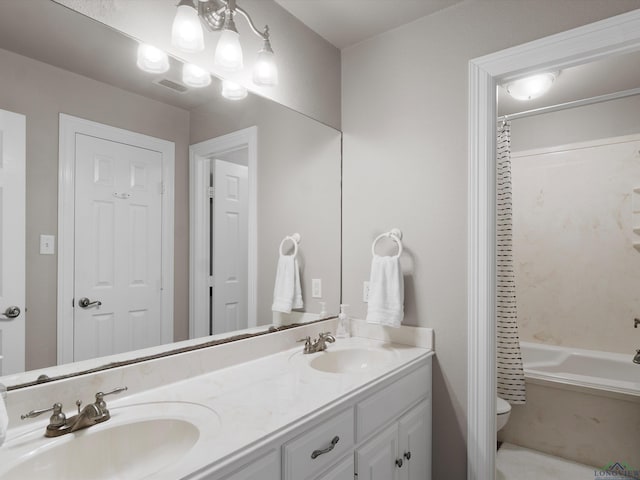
[0,109,25,375]
[213,158,248,334]
[73,134,163,361]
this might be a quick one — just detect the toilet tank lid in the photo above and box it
[497,397,511,414]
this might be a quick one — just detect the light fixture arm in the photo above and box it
[197,0,270,41]
[235,5,270,41]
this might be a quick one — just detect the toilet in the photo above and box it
[496,397,512,431]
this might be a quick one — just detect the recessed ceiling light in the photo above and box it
[505,72,558,101]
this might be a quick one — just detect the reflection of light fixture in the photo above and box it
[172,0,278,86]
[182,63,212,88]
[171,0,205,52]
[505,72,558,100]
[221,79,247,100]
[137,44,170,73]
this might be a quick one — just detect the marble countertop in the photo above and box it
[2,333,432,479]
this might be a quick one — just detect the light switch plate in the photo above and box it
[40,234,55,255]
[363,281,370,303]
[312,279,322,298]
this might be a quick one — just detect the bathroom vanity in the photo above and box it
[0,320,433,480]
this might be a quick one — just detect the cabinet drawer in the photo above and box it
[283,408,355,480]
[218,450,280,480]
[315,455,354,480]
[356,362,430,442]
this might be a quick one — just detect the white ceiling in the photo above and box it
[274,0,463,49]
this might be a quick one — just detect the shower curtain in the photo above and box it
[496,121,526,404]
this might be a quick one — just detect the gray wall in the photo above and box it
[511,95,640,152]
[190,95,342,324]
[340,2,640,479]
[54,0,342,130]
[0,47,191,370]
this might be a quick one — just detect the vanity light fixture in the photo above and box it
[172,0,279,86]
[182,63,212,87]
[137,44,170,74]
[171,0,205,52]
[505,72,558,101]
[221,79,248,100]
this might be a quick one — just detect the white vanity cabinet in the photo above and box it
[215,451,280,480]
[194,355,432,480]
[356,400,431,480]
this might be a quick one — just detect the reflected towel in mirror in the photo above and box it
[272,254,303,313]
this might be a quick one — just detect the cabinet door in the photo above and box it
[219,450,280,480]
[355,423,399,480]
[398,400,431,480]
[316,455,354,480]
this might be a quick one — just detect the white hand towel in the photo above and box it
[272,254,304,313]
[366,255,404,328]
[0,384,8,447]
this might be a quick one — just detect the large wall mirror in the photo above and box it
[0,0,341,388]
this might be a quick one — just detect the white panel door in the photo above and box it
[74,134,162,361]
[213,159,248,334]
[0,109,25,375]
[398,400,431,480]
[355,423,399,480]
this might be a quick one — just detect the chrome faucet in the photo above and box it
[298,332,336,354]
[21,387,128,437]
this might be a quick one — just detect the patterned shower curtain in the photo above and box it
[496,121,526,404]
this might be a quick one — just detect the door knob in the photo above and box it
[78,298,102,308]
[0,306,20,319]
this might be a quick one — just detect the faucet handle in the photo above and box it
[21,402,66,427]
[297,336,311,343]
[94,386,128,413]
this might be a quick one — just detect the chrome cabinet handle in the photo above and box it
[78,297,102,308]
[311,436,339,459]
[396,458,404,468]
[404,451,412,460]
[0,306,20,319]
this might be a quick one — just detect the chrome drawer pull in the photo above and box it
[311,436,339,459]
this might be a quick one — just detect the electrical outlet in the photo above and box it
[312,279,322,298]
[363,281,370,303]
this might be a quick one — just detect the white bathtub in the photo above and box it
[520,341,640,399]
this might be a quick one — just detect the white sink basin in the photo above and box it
[0,401,220,480]
[308,347,395,374]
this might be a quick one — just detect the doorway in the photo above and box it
[467,10,640,480]
[189,127,257,338]
[58,114,175,365]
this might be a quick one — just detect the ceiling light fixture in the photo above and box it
[137,44,170,74]
[172,0,279,86]
[221,79,248,100]
[182,63,212,88]
[505,72,558,101]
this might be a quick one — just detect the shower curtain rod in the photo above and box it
[497,86,640,122]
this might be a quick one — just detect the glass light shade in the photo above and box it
[136,44,169,74]
[171,3,205,52]
[221,80,247,100]
[182,63,211,88]
[506,72,557,101]
[253,48,278,86]
[215,29,243,71]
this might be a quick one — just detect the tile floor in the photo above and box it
[497,443,597,480]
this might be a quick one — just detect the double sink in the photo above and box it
[0,340,398,479]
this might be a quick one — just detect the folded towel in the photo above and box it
[272,254,303,313]
[366,255,404,328]
[0,383,8,447]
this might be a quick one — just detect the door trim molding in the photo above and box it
[467,10,640,480]
[57,114,175,365]
[189,126,258,338]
